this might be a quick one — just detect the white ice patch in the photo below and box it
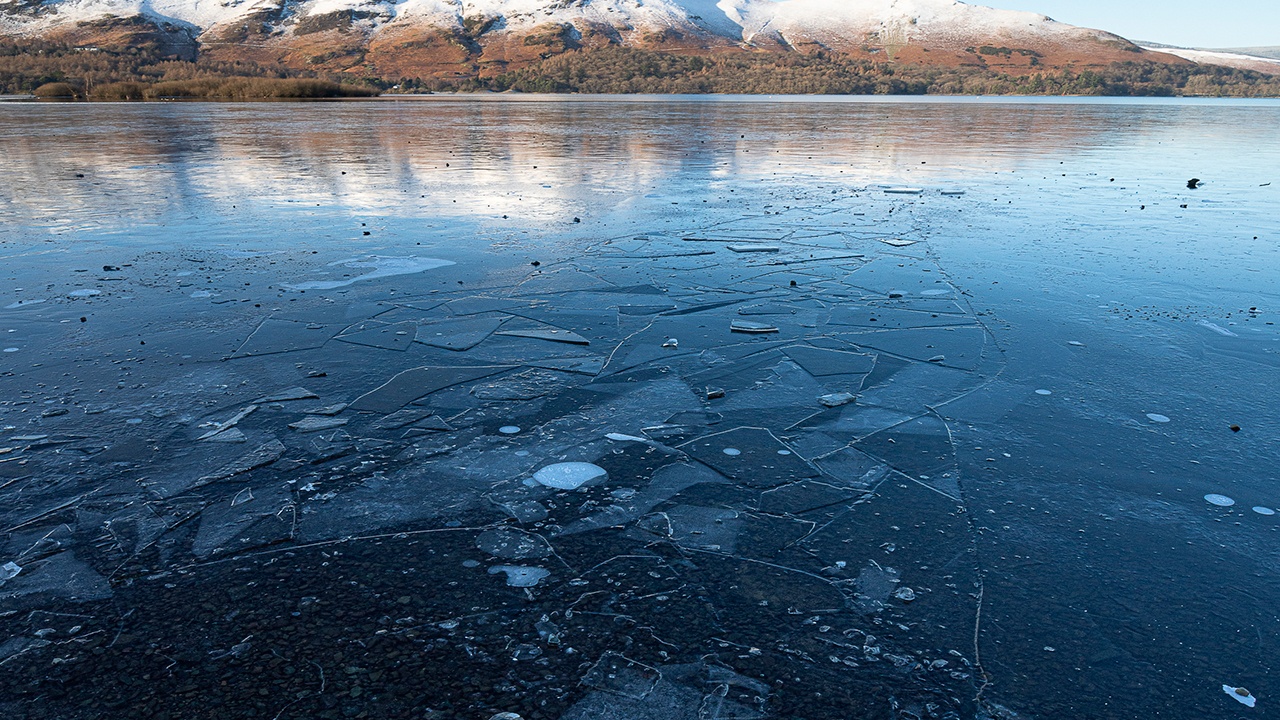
[723,448,742,456]
[1223,685,1257,707]
[532,462,608,490]
[1252,507,1275,516]
[285,256,455,291]
[1197,319,1238,337]
[1205,494,1236,507]
[489,565,550,588]
[606,433,648,443]
[1146,413,1171,423]
[499,426,522,435]
[68,289,101,298]
[1035,389,1053,396]
[4,299,44,309]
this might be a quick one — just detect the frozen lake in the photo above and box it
[1,96,1279,719]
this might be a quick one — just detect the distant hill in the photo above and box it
[2,0,1278,96]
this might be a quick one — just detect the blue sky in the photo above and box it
[984,1,1279,48]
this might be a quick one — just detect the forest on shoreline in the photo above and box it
[5,40,1279,99]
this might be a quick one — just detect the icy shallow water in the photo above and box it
[0,96,1279,720]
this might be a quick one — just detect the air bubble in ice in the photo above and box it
[499,426,522,435]
[723,448,742,456]
[778,450,792,455]
[1035,389,1052,396]
[2,348,17,353]
[462,560,481,568]
[1146,413,1171,423]
[532,462,608,490]
[488,565,550,588]
[1205,494,1235,507]
[1252,507,1275,516]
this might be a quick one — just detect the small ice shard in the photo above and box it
[880,238,918,247]
[254,387,318,403]
[723,448,742,456]
[490,714,524,720]
[819,392,857,408]
[68,289,101,298]
[288,416,348,433]
[488,565,550,588]
[0,561,21,584]
[662,338,679,348]
[940,189,966,196]
[205,427,247,443]
[730,320,779,334]
[1068,341,1086,347]
[927,355,946,363]
[1197,319,1238,337]
[727,244,780,253]
[533,462,608,490]
[1035,389,1053,396]
[606,433,648,443]
[1223,685,1256,707]
[3,348,18,353]
[231,488,254,506]
[499,426,522,435]
[884,188,924,195]
[893,587,916,602]
[706,387,725,400]
[1253,507,1276,516]
[1146,413,1171,423]
[1205,494,1236,507]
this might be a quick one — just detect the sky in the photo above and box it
[984,0,1279,48]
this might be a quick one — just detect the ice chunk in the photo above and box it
[232,319,336,358]
[1205,494,1235,507]
[880,238,918,247]
[884,188,924,195]
[488,565,550,588]
[729,321,778,334]
[1146,413,1171,423]
[68,289,101,298]
[335,321,418,351]
[582,651,661,699]
[192,440,287,489]
[1253,507,1276,516]
[727,245,779,253]
[819,392,857,408]
[499,426,522,435]
[1223,685,1257,707]
[197,405,258,441]
[532,462,608,490]
[0,561,21,584]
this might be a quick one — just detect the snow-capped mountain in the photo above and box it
[0,0,1174,77]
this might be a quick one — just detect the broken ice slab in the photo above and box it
[288,416,348,433]
[854,415,955,480]
[582,652,661,700]
[149,440,287,498]
[843,327,987,371]
[727,245,780,253]
[781,345,877,377]
[252,387,318,403]
[414,317,505,351]
[196,404,258,441]
[334,320,417,351]
[526,356,607,376]
[192,482,295,558]
[495,327,591,346]
[0,551,112,607]
[371,407,450,430]
[303,403,348,416]
[680,427,817,488]
[729,321,779,334]
[0,561,20,584]
[940,189,966,196]
[475,527,553,560]
[635,505,742,552]
[618,304,677,316]
[880,238,918,247]
[884,188,924,195]
[488,565,550,588]
[350,365,516,413]
[284,256,455,291]
[756,479,863,514]
[231,319,336,358]
[442,296,532,316]
[532,462,607,490]
[829,305,977,330]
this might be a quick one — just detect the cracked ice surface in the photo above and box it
[1,98,1278,720]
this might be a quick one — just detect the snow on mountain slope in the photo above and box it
[1141,46,1280,75]
[0,0,1107,46]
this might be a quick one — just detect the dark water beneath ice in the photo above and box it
[1,96,1279,720]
